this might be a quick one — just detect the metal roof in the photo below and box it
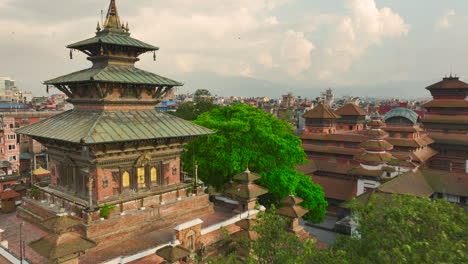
[16,109,214,144]
[45,65,182,86]
[0,103,29,109]
[383,107,419,125]
[67,33,158,51]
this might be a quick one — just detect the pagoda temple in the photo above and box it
[422,76,468,173]
[7,1,278,263]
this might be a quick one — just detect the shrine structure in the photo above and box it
[10,1,278,263]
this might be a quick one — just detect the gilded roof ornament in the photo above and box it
[103,0,121,29]
[96,22,101,32]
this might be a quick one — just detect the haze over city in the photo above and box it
[1,0,468,98]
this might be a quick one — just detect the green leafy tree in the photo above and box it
[207,208,342,264]
[182,104,327,222]
[171,101,197,120]
[194,89,213,103]
[170,100,219,121]
[334,195,468,264]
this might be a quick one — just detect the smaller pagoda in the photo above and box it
[30,215,96,264]
[156,244,191,264]
[231,217,259,258]
[277,195,309,241]
[302,103,341,134]
[224,169,268,212]
[355,113,395,170]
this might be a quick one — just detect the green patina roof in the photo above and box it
[16,109,214,144]
[67,32,158,51]
[45,65,182,86]
[383,107,419,125]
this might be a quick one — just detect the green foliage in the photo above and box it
[333,195,468,264]
[182,104,327,222]
[100,203,116,217]
[247,208,312,264]
[194,89,213,103]
[170,100,219,121]
[30,187,39,197]
[209,208,334,264]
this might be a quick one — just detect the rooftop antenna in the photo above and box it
[450,64,453,77]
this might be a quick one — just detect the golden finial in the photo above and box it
[125,22,129,32]
[104,0,121,29]
[121,22,125,29]
[96,22,101,32]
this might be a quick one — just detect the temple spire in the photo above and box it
[104,0,121,29]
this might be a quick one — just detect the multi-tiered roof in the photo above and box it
[355,113,395,166]
[17,0,212,144]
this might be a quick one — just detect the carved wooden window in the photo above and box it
[122,171,130,188]
[150,167,157,184]
[137,167,146,188]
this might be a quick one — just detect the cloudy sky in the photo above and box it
[0,0,467,98]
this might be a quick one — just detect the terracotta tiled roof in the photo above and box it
[311,159,358,174]
[426,77,468,90]
[156,245,190,262]
[423,114,468,124]
[233,170,261,182]
[386,135,434,148]
[422,169,468,197]
[297,160,319,175]
[387,159,418,168]
[335,103,368,116]
[410,147,438,163]
[42,215,84,233]
[366,120,386,127]
[347,166,382,177]
[428,132,468,146]
[277,205,309,218]
[280,195,303,206]
[302,144,364,156]
[383,126,423,132]
[391,147,437,163]
[355,152,394,164]
[29,232,96,260]
[312,175,357,201]
[359,140,393,151]
[0,189,20,200]
[225,183,268,200]
[378,171,433,197]
[301,133,365,142]
[303,104,341,119]
[422,99,468,108]
[363,129,389,137]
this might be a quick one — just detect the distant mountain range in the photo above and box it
[172,72,434,100]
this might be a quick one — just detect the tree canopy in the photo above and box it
[334,195,468,264]
[170,100,219,121]
[194,89,213,103]
[207,195,468,264]
[182,104,327,222]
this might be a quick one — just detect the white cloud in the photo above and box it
[435,10,456,30]
[0,0,410,93]
[315,0,409,80]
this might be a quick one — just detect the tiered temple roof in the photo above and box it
[335,103,368,116]
[303,103,341,119]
